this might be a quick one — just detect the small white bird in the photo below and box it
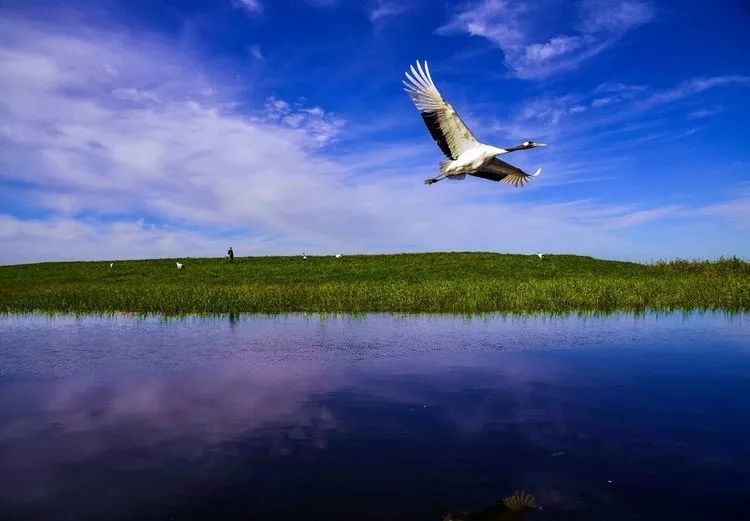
[176,262,184,269]
[109,262,114,268]
[302,253,308,262]
[335,254,342,259]
[536,253,544,260]
[404,60,546,186]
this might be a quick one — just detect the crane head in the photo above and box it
[522,140,547,149]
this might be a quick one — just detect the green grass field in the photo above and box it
[0,253,748,315]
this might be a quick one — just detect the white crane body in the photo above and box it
[442,145,508,175]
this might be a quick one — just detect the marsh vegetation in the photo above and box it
[0,253,747,315]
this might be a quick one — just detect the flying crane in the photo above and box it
[404,60,546,186]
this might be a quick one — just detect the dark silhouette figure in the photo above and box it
[228,247,234,262]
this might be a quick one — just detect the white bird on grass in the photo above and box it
[403,60,546,186]
[176,262,184,269]
[335,254,343,259]
[536,253,544,260]
[109,262,114,268]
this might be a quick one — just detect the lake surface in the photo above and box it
[1,313,749,520]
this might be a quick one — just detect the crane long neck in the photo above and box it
[504,144,528,153]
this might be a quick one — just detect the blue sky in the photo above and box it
[0,0,748,264]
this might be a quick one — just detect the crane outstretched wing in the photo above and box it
[470,157,541,187]
[403,60,479,160]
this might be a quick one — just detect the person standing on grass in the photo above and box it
[228,247,234,262]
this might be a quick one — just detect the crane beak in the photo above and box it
[535,142,547,147]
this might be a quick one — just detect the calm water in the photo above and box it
[1,313,749,520]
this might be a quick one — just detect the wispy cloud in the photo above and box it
[438,0,654,79]
[248,44,264,60]
[688,106,723,119]
[368,0,410,24]
[634,76,750,111]
[235,0,262,14]
[0,216,253,263]
[696,187,750,228]
[505,75,749,140]
[594,82,648,94]
[263,97,345,145]
[602,205,680,229]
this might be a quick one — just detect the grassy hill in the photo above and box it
[0,253,748,315]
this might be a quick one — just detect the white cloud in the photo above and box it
[248,44,264,60]
[368,1,410,23]
[576,0,653,33]
[438,0,654,79]
[0,18,358,243]
[505,75,748,140]
[0,216,247,264]
[634,76,750,111]
[263,96,344,145]
[517,94,581,126]
[594,82,648,94]
[235,0,262,14]
[688,106,723,119]
[696,188,750,228]
[602,206,680,229]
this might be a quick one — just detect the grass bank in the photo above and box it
[0,253,748,315]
